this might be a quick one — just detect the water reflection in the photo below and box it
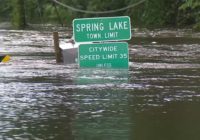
[75,69,129,84]
[72,89,132,140]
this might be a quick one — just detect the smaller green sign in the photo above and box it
[79,42,129,69]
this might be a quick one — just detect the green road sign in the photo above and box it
[78,42,129,69]
[73,16,131,42]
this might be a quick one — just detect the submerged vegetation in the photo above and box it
[0,0,199,30]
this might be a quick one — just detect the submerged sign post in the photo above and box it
[73,16,131,42]
[73,16,131,69]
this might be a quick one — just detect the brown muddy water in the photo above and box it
[0,29,200,140]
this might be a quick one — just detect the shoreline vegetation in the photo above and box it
[0,0,199,31]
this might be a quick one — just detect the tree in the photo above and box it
[126,0,181,27]
[178,0,200,30]
[85,0,125,17]
[0,0,199,30]
[0,0,12,22]
[12,0,26,29]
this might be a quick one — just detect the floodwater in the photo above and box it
[0,29,200,140]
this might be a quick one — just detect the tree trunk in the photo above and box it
[12,0,26,29]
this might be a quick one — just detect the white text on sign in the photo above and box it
[75,21,128,32]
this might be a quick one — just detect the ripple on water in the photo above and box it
[0,29,200,139]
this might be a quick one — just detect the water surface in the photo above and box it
[0,29,200,140]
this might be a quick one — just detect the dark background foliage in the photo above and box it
[0,0,199,30]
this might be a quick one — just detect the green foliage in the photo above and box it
[23,0,76,26]
[0,0,199,29]
[85,0,125,17]
[178,0,200,29]
[127,0,181,27]
[12,0,26,29]
[193,22,200,31]
[179,0,200,10]
[0,0,12,21]
[24,0,39,23]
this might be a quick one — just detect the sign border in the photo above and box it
[73,16,131,43]
[78,42,129,69]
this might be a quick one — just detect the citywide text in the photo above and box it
[88,45,118,52]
